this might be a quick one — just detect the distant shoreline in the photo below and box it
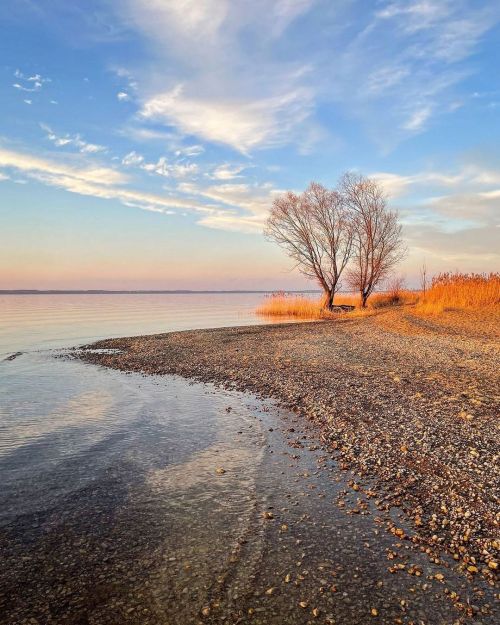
[0,289,322,295]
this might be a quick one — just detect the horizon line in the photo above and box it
[0,289,324,295]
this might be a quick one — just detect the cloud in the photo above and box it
[124,0,229,54]
[404,223,499,266]
[210,164,247,180]
[118,0,318,153]
[41,124,107,154]
[142,157,199,179]
[175,144,204,157]
[122,0,315,61]
[13,70,51,92]
[0,148,125,186]
[114,1,499,156]
[122,151,144,166]
[0,146,278,230]
[121,150,199,179]
[23,99,32,105]
[178,180,282,232]
[0,147,213,218]
[324,1,500,146]
[0,146,290,232]
[403,106,433,131]
[368,163,500,266]
[372,165,500,201]
[117,91,130,101]
[375,1,495,62]
[140,84,314,153]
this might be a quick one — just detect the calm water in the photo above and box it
[0,295,497,624]
[0,293,275,525]
[0,293,276,355]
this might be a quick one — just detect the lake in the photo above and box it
[0,292,281,356]
[0,294,495,624]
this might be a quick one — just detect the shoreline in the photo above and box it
[77,307,499,584]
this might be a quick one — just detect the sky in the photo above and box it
[0,0,499,290]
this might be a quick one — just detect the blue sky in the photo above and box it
[1,0,499,289]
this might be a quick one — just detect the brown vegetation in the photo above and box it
[417,272,500,314]
[256,288,417,319]
[258,272,499,319]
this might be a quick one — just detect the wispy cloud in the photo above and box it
[140,84,314,153]
[41,124,107,154]
[324,1,500,145]
[371,162,500,265]
[121,150,199,179]
[402,106,433,131]
[114,1,499,154]
[373,165,500,202]
[0,146,274,230]
[375,0,495,62]
[0,147,125,188]
[117,0,319,153]
[210,164,247,180]
[177,180,282,232]
[0,147,207,217]
[117,91,130,101]
[13,69,51,93]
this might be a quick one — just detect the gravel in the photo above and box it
[77,307,499,585]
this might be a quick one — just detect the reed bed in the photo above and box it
[256,290,417,318]
[256,293,326,319]
[417,272,500,314]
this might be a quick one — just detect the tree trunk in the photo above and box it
[323,289,334,310]
[361,291,368,308]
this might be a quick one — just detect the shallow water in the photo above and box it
[0,295,497,624]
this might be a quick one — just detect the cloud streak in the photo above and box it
[41,125,107,154]
[0,146,272,230]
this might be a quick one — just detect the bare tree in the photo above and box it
[419,261,428,298]
[265,182,354,310]
[340,172,405,308]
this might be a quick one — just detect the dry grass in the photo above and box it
[256,289,418,318]
[370,289,419,308]
[417,272,500,314]
[256,293,326,319]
